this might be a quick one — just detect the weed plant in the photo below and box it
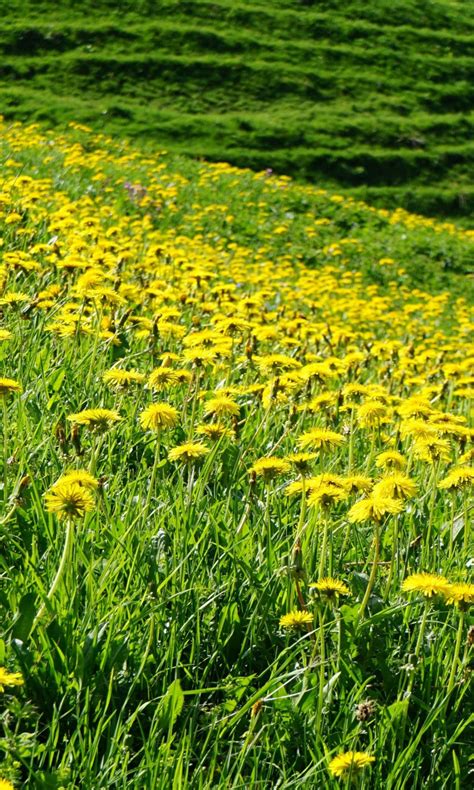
[0,120,472,788]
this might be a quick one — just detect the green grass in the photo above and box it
[0,0,474,219]
[0,120,472,788]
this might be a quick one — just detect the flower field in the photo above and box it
[0,120,473,787]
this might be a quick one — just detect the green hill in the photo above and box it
[1,0,474,220]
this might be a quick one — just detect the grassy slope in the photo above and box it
[0,120,473,789]
[1,0,474,219]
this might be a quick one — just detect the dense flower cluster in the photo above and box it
[0,119,472,787]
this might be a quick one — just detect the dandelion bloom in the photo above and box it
[373,473,417,500]
[357,400,388,427]
[204,395,240,418]
[0,778,15,790]
[348,493,403,522]
[401,572,451,598]
[255,353,301,374]
[285,453,317,474]
[444,582,474,608]
[249,457,290,482]
[196,423,234,441]
[103,368,146,388]
[285,480,305,496]
[297,427,346,451]
[375,450,407,470]
[67,408,122,433]
[0,667,24,692]
[343,474,373,494]
[328,751,375,779]
[168,442,209,463]
[140,403,179,431]
[309,578,350,598]
[279,610,313,630]
[148,367,180,390]
[307,482,348,507]
[413,437,451,464]
[44,481,95,519]
[0,377,22,397]
[183,347,218,366]
[438,466,474,491]
[52,470,99,490]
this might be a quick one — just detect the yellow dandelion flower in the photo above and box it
[255,353,302,374]
[413,437,451,464]
[174,369,193,384]
[0,778,15,790]
[373,473,418,500]
[297,427,346,451]
[168,442,210,463]
[279,610,313,630]
[309,578,350,598]
[196,423,234,440]
[284,452,317,474]
[348,493,403,522]
[401,572,451,598]
[183,347,218,366]
[140,403,179,431]
[103,368,146,388]
[458,448,474,465]
[52,470,99,490]
[0,377,22,397]
[249,457,291,482]
[438,466,474,491]
[148,367,180,390]
[444,582,474,608]
[0,329,12,342]
[375,450,407,470]
[204,395,240,418]
[44,481,95,519]
[328,751,375,779]
[357,400,388,427]
[308,482,348,507]
[0,667,24,692]
[301,392,338,413]
[343,474,373,494]
[285,480,306,496]
[400,419,437,441]
[67,408,122,432]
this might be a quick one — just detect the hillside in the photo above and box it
[1,0,474,220]
[0,120,473,788]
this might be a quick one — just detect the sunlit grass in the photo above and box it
[0,119,472,788]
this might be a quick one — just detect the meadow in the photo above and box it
[0,119,472,787]
[1,0,474,219]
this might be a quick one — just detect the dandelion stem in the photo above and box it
[296,477,307,542]
[265,484,272,567]
[384,517,399,598]
[34,518,74,628]
[144,436,161,517]
[462,496,469,559]
[2,398,8,507]
[447,610,465,696]
[318,511,330,578]
[315,608,326,735]
[424,462,439,564]
[357,519,380,623]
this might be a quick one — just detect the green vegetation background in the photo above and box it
[1,0,474,221]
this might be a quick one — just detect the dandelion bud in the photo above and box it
[71,424,82,456]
